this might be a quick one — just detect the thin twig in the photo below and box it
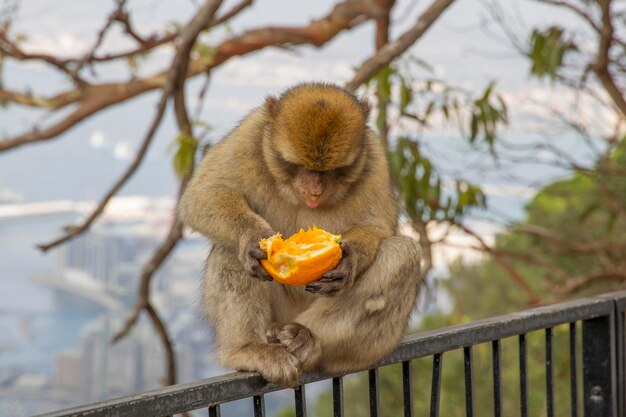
[70,0,129,78]
[37,0,224,252]
[458,223,541,305]
[374,0,394,149]
[594,0,626,119]
[346,0,457,91]
[110,2,223,394]
[111,218,184,344]
[0,0,369,153]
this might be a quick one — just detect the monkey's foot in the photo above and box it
[267,323,321,372]
[258,343,302,388]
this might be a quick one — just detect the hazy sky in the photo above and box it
[0,0,591,203]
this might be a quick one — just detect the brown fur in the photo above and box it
[179,82,421,387]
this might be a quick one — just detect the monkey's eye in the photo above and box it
[276,155,299,175]
[334,165,353,178]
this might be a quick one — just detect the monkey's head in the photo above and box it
[263,83,371,209]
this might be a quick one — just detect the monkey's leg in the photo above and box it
[271,236,422,373]
[203,246,301,387]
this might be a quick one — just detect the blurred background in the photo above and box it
[0,0,624,415]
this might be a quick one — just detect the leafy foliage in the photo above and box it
[389,137,486,224]
[529,26,577,80]
[468,81,508,151]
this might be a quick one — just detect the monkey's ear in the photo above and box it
[359,99,371,118]
[265,95,280,118]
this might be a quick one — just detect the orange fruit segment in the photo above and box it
[259,227,343,286]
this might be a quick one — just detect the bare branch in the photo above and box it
[145,302,177,386]
[0,0,370,153]
[458,224,542,305]
[594,0,626,119]
[0,88,80,109]
[0,29,79,80]
[346,0,456,92]
[554,269,626,295]
[37,0,224,251]
[374,0,394,149]
[514,223,626,255]
[70,0,130,78]
[529,0,600,33]
[211,0,253,27]
[36,90,170,251]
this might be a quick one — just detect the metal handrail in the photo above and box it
[38,291,626,417]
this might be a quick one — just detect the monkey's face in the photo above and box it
[263,83,369,209]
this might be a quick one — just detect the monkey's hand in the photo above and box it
[305,242,355,296]
[239,229,274,282]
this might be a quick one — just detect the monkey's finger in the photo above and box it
[249,247,268,260]
[340,242,350,256]
[321,269,347,281]
[305,282,323,293]
[306,281,343,295]
[252,264,273,281]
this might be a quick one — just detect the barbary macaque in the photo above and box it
[179,82,422,387]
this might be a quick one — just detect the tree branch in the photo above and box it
[145,302,177,387]
[374,0,394,149]
[529,0,600,33]
[0,0,370,153]
[594,0,626,119]
[70,0,130,78]
[109,0,215,388]
[37,0,224,251]
[111,218,184,344]
[458,224,542,305]
[345,0,456,92]
[553,269,626,295]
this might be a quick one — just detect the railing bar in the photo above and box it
[520,333,528,417]
[369,368,380,417]
[582,314,616,417]
[208,404,220,417]
[613,302,625,417]
[570,322,578,417]
[253,394,265,417]
[332,377,344,417]
[464,346,474,417]
[35,294,626,417]
[294,385,307,417]
[430,353,443,417]
[492,339,502,417]
[383,297,613,365]
[546,327,554,417]
[403,360,414,417]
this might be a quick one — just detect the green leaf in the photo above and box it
[399,76,412,112]
[528,26,577,80]
[171,132,198,179]
[470,114,479,142]
[376,65,393,104]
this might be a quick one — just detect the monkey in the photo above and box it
[179,82,422,387]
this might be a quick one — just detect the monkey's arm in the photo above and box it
[180,183,272,248]
[342,225,391,277]
[179,154,274,280]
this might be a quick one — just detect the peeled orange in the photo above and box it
[259,227,343,286]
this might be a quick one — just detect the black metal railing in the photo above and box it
[39,291,626,417]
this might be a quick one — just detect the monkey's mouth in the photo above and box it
[305,199,320,209]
